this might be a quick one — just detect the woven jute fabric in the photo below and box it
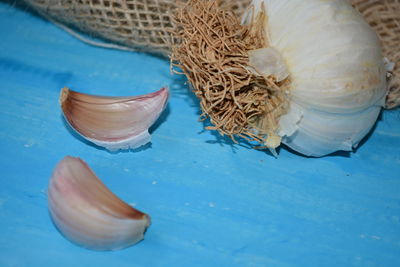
[23,0,251,56]
[23,0,399,108]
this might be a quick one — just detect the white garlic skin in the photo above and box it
[248,0,387,156]
[48,156,151,251]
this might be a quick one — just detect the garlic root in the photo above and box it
[60,87,169,151]
[48,156,151,251]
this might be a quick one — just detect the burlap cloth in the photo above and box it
[23,0,399,109]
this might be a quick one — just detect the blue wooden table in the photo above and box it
[1,2,399,266]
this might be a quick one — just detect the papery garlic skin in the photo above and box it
[60,87,169,151]
[246,0,387,156]
[48,156,151,251]
[248,47,289,82]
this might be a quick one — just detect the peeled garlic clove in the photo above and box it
[60,87,169,151]
[48,156,151,251]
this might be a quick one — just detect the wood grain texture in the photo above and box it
[0,2,399,266]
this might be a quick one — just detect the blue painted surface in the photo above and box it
[0,2,399,266]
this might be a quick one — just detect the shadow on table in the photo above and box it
[168,72,278,156]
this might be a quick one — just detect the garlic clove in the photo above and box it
[48,156,151,251]
[60,87,169,151]
[281,102,382,156]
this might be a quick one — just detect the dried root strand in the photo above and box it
[171,0,288,146]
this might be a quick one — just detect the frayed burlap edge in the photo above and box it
[23,0,251,56]
[171,0,288,149]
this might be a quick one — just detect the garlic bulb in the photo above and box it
[60,87,169,151]
[48,156,151,251]
[244,0,388,156]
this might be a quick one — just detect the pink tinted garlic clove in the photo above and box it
[60,87,169,151]
[48,156,151,251]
